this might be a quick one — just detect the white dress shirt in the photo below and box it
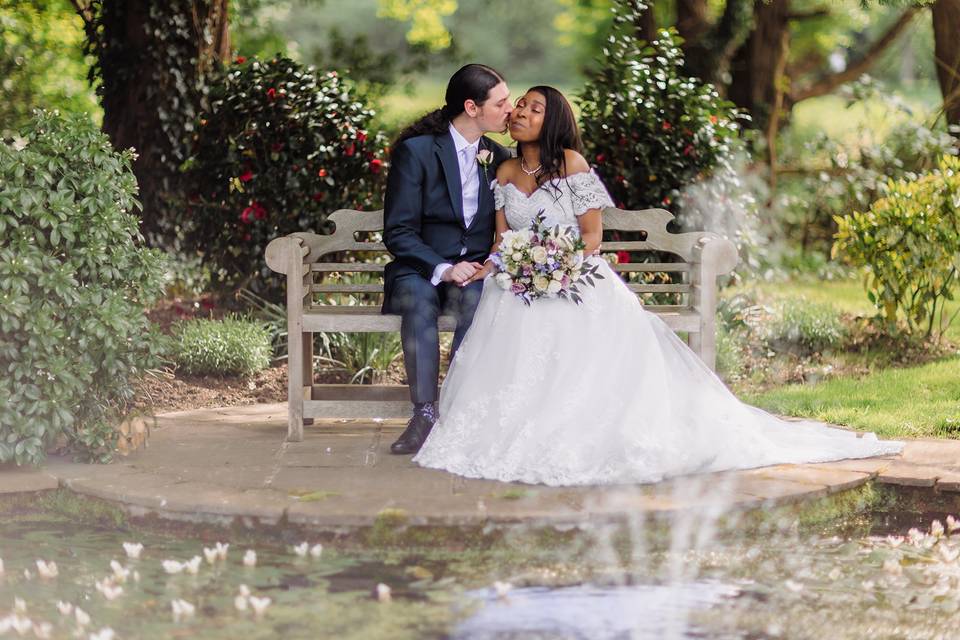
[431,123,482,285]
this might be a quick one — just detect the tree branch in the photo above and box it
[786,8,830,21]
[790,7,920,103]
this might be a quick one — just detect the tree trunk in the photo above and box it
[727,0,791,131]
[932,0,960,131]
[637,0,657,43]
[676,0,709,44]
[75,0,230,243]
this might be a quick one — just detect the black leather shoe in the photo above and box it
[390,414,435,455]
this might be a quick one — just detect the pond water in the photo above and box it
[2,488,960,639]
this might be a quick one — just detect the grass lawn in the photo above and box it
[745,357,960,439]
[731,278,960,439]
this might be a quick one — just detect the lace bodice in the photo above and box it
[492,170,615,231]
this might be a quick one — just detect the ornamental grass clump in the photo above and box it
[0,110,168,465]
[173,316,272,377]
[833,155,960,339]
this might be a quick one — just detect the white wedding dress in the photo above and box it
[412,171,903,486]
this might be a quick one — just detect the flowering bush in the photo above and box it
[180,56,388,298]
[0,111,168,465]
[491,211,603,305]
[578,4,743,228]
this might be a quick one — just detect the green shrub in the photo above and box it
[0,110,168,465]
[180,56,388,298]
[578,5,743,225]
[833,155,960,338]
[173,316,272,377]
[716,324,746,380]
[765,298,846,353]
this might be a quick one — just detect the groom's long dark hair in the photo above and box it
[522,85,584,189]
[393,63,505,150]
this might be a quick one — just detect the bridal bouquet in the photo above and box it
[490,211,604,305]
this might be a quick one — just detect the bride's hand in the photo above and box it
[463,263,495,285]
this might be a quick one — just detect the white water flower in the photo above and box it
[939,544,960,563]
[171,598,195,623]
[234,595,248,611]
[309,544,323,559]
[883,558,903,575]
[184,556,202,575]
[376,583,392,603]
[75,607,91,627]
[886,535,904,548]
[907,528,924,544]
[10,614,31,635]
[100,585,123,601]
[784,579,804,593]
[122,542,143,559]
[23,569,32,580]
[249,596,271,617]
[239,584,251,598]
[14,597,26,613]
[243,550,257,567]
[215,542,229,561]
[109,560,130,582]
[932,520,946,538]
[493,581,513,599]
[89,627,115,640]
[203,547,219,565]
[292,542,309,557]
[56,601,73,616]
[34,621,53,639]
[161,560,184,574]
[948,515,960,533]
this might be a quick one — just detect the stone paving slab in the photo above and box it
[4,402,958,529]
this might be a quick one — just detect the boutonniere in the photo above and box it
[477,148,493,180]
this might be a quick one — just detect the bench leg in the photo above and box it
[302,332,314,426]
[287,325,304,441]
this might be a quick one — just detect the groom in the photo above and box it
[382,64,513,455]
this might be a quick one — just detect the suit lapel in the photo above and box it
[435,132,465,227]
[472,137,493,229]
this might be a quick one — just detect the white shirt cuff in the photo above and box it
[431,262,453,286]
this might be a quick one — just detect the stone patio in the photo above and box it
[3,403,958,529]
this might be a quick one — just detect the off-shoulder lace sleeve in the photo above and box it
[492,180,505,210]
[567,170,614,216]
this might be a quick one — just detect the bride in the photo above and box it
[412,85,903,486]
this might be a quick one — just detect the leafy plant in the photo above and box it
[833,155,960,339]
[173,316,272,377]
[765,298,847,354]
[0,110,168,465]
[578,6,744,228]
[180,56,388,298]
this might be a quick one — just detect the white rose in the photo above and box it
[547,280,562,294]
[531,246,548,264]
[552,269,565,281]
[512,251,523,261]
[533,275,550,291]
[565,252,583,268]
[494,272,512,289]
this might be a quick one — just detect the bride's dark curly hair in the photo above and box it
[393,63,506,150]
[522,85,583,188]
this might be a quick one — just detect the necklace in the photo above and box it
[520,156,542,176]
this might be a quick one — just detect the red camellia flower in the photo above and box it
[243,233,252,242]
[370,158,383,173]
[683,144,695,157]
[344,143,356,157]
[239,169,254,182]
[200,298,215,310]
[266,87,277,99]
[252,202,267,220]
[616,250,631,264]
[240,208,254,224]
[662,196,672,206]
[312,192,325,202]
[595,153,605,164]
[357,131,367,143]
[662,121,672,131]
[710,115,718,124]
[618,136,627,147]
[317,168,328,177]
[271,143,283,152]
[234,56,246,64]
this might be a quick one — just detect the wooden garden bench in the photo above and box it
[265,207,738,441]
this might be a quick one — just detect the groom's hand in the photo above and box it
[443,261,483,286]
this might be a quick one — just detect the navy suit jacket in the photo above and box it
[382,130,511,313]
